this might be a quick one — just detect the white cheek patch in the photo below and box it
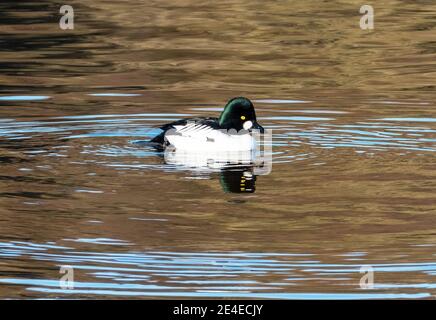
[243,120,253,130]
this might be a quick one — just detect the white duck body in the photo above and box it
[164,122,258,152]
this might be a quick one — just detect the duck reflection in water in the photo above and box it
[163,147,269,193]
[219,169,256,193]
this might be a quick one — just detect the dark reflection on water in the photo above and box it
[220,170,257,193]
[0,0,436,299]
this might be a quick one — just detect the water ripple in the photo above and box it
[0,241,434,299]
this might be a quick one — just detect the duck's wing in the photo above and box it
[150,117,219,145]
[160,117,219,131]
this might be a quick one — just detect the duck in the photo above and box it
[150,97,264,151]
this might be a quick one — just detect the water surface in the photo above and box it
[0,1,435,299]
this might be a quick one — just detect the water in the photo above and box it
[0,1,435,299]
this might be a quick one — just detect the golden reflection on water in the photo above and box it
[0,1,435,298]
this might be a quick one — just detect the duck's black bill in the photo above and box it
[252,122,265,133]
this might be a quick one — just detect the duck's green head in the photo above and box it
[218,97,264,132]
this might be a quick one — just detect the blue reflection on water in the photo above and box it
[0,241,434,299]
[0,111,434,157]
[381,117,436,123]
[0,95,50,101]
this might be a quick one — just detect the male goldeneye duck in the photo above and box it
[151,97,264,151]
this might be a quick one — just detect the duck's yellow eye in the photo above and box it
[241,116,246,120]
